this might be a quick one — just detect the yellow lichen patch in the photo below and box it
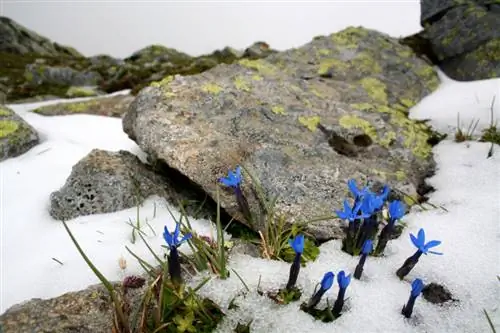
[395,170,406,181]
[338,115,377,141]
[318,49,331,56]
[0,120,19,138]
[390,111,432,159]
[303,99,313,108]
[150,75,176,98]
[415,65,440,91]
[350,103,374,112]
[352,52,382,74]
[66,86,97,98]
[201,83,223,95]
[298,116,321,132]
[330,26,368,48]
[238,58,277,76]
[310,89,323,98]
[379,131,397,148]
[398,98,416,108]
[0,107,12,117]
[150,75,174,88]
[233,76,251,92]
[397,47,413,58]
[359,77,388,105]
[318,59,348,76]
[252,74,263,81]
[271,106,287,115]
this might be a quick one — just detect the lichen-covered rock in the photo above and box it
[0,105,39,161]
[25,64,102,86]
[33,94,134,117]
[242,41,277,59]
[0,16,83,57]
[50,149,171,220]
[418,0,500,80]
[123,26,439,240]
[0,284,114,333]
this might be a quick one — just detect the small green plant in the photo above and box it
[218,164,322,263]
[455,113,479,142]
[63,214,225,332]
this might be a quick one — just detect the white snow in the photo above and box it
[0,92,226,313]
[1,72,499,333]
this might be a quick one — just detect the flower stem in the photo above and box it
[286,253,302,290]
[396,250,423,279]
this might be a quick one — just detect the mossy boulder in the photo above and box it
[32,94,134,117]
[65,86,100,98]
[123,26,439,240]
[403,1,500,81]
[0,105,39,161]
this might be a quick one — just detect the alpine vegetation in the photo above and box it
[396,228,443,279]
[335,179,406,256]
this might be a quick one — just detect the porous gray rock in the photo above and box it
[50,149,168,221]
[123,26,440,240]
[0,105,39,162]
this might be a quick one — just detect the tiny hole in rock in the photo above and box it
[352,134,373,147]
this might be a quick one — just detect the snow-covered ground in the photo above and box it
[1,71,499,333]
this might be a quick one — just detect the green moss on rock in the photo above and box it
[66,86,98,98]
[0,120,19,137]
[298,116,320,132]
[359,77,388,105]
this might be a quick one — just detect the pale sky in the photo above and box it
[2,1,422,58]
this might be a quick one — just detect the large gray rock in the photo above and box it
[418,0,500,81]
[0,105,39,161]
[123,26,439,240]
[0,284,114,333]
[25,64,102,87]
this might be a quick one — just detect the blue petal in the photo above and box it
[173,222,181,242]
[417,228,426,245]
[410,232,420,248]
[178,232,192,245]
[163,225,174,247]
[337,270,351,289]
[289,234,305,254]
[424,240,441,250]
[321,272,334,291]
[347,179,362,198]
[335,209,349,220]
[361,239,373,255]
[411,278,424,297]
[388,200,406,220]
[235,165,242,180]
[219,177,235,187]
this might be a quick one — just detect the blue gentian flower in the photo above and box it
[355,240,373,279]
[305,271,334,309]
[218,165,253,224]
[332,270,351,316]
[286,234,305,290]
[337,270,351,289]
[347,179,369,200]
[163,222,192,285]
[388,200,406,224]
[410,278,424,297]
[402,278,425,318]
[289,234,305,254]
[410,228,443,255]
[361,239,373,255]
[219,166,242,188]
[335,199,369,222]
[163,222,192,249]
[396,229,442,279]
[321,272,334,290]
